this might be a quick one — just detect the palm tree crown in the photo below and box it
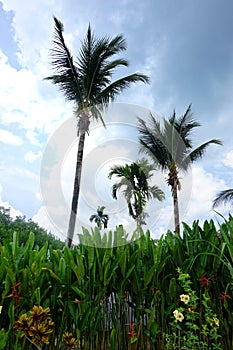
[108,158,165,228]
[46,17,149,246]
[138,105,222,234]
[89,206,109,230]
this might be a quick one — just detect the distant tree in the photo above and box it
[89,206,109,229]
[138,105,222,234]
[213,189,233,208]
[46,17,149,247]
[0,207,64,249]
[108,159,165,229]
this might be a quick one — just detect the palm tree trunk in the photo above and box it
[66,131,86,247]
[172,183,180,234]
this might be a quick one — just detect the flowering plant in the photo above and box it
[165,268,222,350]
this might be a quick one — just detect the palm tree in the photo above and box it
[46,17,149,246]
[89,206,109,229]
[213,189,233,208]
[108,159,165,228]
[138,105,222,234]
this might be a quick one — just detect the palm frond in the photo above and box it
[98,73,149,105]
[170,105,200,148]
[45,17,83,103]
[213,189,233,208]
[89,214,96,222]
[187,139,222,163]
[148,185,165,201]
[138,116,172,170]
[163,118,188,167]
[112,183,123,199]
[78,31,129,102]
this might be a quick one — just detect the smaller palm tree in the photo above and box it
[108,159,165,228]
[138,105,222,234]
[89,206,109,230]
[213,189,233,208]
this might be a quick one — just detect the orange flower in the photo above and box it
[128,328,136,338]
[127,323,136,339]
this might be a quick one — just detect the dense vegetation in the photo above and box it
[0,207,64,250]
[0,215,232,349]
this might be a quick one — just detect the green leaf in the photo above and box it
[71,286,86,299]
[110,328,116,349]
[145,264,157,286]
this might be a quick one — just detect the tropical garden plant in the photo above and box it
[138,104,222,234]
[0,215,233,349]
[108,158,165,229]
[46,17,149,247]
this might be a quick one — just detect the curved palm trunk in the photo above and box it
[172,183,180,234]
[66,131,86,247]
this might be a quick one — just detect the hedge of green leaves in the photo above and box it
[0,216,233,349]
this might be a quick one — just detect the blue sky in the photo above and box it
[0,0,233,242]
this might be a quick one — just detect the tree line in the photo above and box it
[0,207,64,249]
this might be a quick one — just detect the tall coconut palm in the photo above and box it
[46,17,149,246]
[89,206,109,229]
[108,159,165,228]
[213,189,233,208]
[138,105,222,234]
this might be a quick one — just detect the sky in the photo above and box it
[0,0,233,244]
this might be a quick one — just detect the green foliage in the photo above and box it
[0,206,64,249]
[165,268,222,349]
[0,217,232,349]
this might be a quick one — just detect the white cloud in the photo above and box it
[181,165,227,223]
[1,0,57,67]
[222,150,233,168]
[0,129,23,145]
[35,192,43,201]
[0,47,72,137]
[25,130,41,146]
[32,206,66,241]
[24,151,42,163]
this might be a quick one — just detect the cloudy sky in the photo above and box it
[0,0,233,243]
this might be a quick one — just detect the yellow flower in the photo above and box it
[180,294,190,304]
[0,306,2,314]
[173,309,179,317]
[213,318,219,327]
[173,310,184,322]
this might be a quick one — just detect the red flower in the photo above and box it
[8,282,21,298]
[121,292,128,299]
[127,323,136,339]
[220,292,230,301]
[128,329,136,338]
[200,274,210,286]
[7,283,22,309]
